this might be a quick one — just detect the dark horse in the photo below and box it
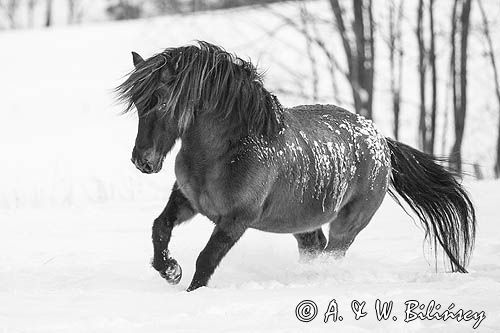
[117,41,476,291]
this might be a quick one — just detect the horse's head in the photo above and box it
[117,42,284,174]
[123,52,179,174]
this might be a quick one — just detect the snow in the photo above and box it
[1,2,500,332]
[1,182,500,331]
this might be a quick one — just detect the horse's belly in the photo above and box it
[251,207,338,234]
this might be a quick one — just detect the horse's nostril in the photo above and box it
[143,162,154,173]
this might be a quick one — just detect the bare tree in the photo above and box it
[329,0,375,119]
[478,1,500,178]
[428,0,437,154]
[27,0,37,28]
[267,5,344,105]
[414,0,437,154]
[68,0,84,24]
[45,0,53,27]
[0,0,21,29]
[388,0,404,140]
[449,0,472,173]
[447,0,458,157]
[416,0,428,151]
[299,3,319,102]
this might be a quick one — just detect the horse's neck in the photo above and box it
[181,115,246,161]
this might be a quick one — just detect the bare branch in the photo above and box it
[266,6,348,78]
[299,2,319,102]
[478,0,500,177]
[329,0,354,75]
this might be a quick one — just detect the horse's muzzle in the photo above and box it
[131,154,163,174]
[132,158,154,173]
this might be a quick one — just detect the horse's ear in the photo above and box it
[131,51,144,67]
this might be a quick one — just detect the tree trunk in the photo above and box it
[478,1,500,178]
[27,0,36,28]
[416,0,428,152]
[45,0,53,27]
[389,0,397,139]
[429,0,437,154]
[449,0,458,159]
[388,0,403,140]
[68,0,75,24]
[329,0,375,119]
[450,0,471,173]
[366,0,375,119]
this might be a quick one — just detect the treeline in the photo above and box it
[0,0,286,28]
[107,0,288,20]
[272,0,500,178]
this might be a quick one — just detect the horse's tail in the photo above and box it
[386,138,476,273]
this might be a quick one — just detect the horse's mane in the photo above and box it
[116,41,283,137]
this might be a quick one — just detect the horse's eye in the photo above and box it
[148,95,158,109]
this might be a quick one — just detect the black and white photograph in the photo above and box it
[0,0,499,331]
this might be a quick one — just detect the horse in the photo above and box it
[116,41,476,291]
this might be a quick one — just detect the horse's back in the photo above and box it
[285,104,391,192]
[286,104,355,124]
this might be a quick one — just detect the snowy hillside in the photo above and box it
[1,2,500,332]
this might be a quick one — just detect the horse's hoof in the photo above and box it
[159,258,182,285]
[186,283,203,292]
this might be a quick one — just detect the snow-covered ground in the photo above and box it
[1,2,500,332]
[1,182,500,332]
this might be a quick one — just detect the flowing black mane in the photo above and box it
[116,41,283,137]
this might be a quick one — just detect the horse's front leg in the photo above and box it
[187,217,249,291]
[152,182,197,284]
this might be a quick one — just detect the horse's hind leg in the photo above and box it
[294,228,327,261]
[325,197,381,258]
